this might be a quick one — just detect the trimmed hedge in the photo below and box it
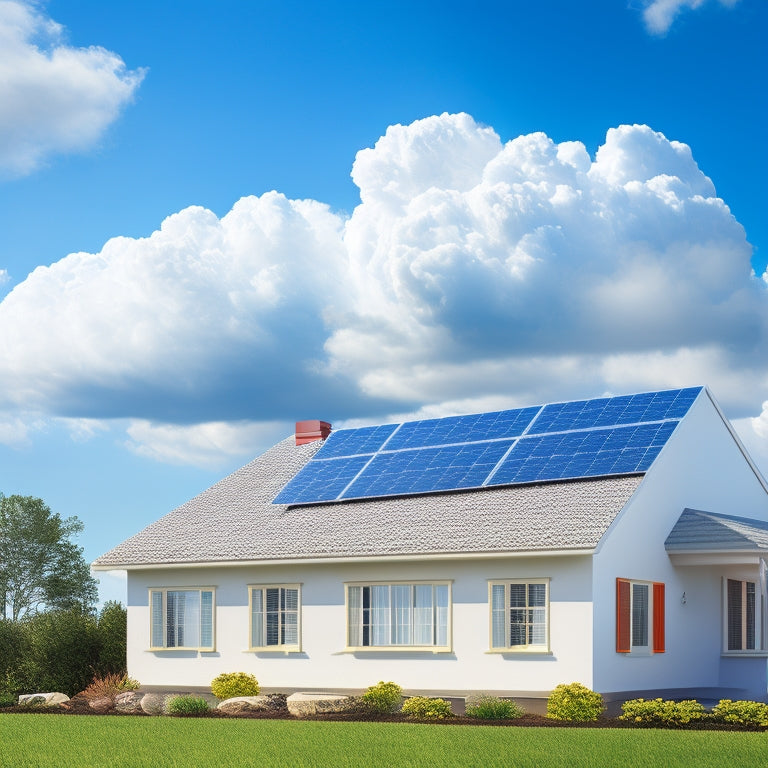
[546,682,604,722]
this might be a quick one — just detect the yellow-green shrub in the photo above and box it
[210,672,259,700]
[361,681,402,714]
[401,696,453,719]
[711,699,768,727]
[546,682,604,722]
[619,697,706,726]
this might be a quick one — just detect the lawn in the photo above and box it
[0,715,765,768]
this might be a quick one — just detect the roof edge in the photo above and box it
[92,547,596,571]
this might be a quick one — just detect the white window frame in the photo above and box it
[722,575,764,655]
[627,580,653,655]
[488,579,550,653]
[345,580,452,652]
[148,587,215,652]
[248,584,302,652]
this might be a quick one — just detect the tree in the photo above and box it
[0,494,98,620]
[96,600,127,676]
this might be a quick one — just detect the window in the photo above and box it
[149,588,215,651]
[489,580,549,651]
[249,585,301,650]
[346,582,450,649]
[616,578,664,654]
[726,578,756,651]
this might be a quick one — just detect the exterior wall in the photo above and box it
[592,391,768,700]
[127,554,593,694]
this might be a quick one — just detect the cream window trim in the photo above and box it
[488,578,550,653]
[247,583,302,652]
[148,586,216,652]
[722,574,765,653]
[344,580,452,652]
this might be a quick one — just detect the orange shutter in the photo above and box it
[616,578,631,653]
[653,582,665,653]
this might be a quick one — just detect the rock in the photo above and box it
[286,692,351,717]
[217,695,274,714]
[88,696,114,714]
[140,693,173,715]
[18,692,70,707]
[114,691,144,714]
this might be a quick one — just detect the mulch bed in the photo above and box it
[0,698,763,731]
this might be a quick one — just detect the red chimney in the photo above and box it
[295,420,332,445]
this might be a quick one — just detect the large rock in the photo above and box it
[18,692,69,707]
[114,691,144,714]
[88,696,114,713]
[287,692,351,717]
[140,693,173,715]
[217,695,274,714]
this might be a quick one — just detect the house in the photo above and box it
[92,386,768,703]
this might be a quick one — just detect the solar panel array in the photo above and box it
[273,387,702,505]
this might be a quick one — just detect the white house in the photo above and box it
[93,386,768,702]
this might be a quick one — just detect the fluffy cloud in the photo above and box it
[1,112,767,466]
[642,0,740,35]
[0,0,144,176]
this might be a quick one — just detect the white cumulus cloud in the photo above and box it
[642,0,740,35]
[1,112,767,467]
[0,0,144,176]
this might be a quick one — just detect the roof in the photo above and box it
[665,508,768,553]
[93,435,643,568]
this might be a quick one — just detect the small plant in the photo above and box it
[711,699,768,727]
[211,672,260,700]
[546,682,604,722]
[465,693,524,720]
[401,696,453,719]
[81,673,140,701]
[0,693,16,709]
[361,681,403,714]
[166,695,210,716]
[619,697,706,726]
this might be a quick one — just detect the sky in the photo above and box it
[0,0,766,606]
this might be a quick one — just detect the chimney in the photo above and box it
[295,419,332,445]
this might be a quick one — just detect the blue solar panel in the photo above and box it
[315,423,398,459]
[385,407,539,451]
[341,440,514,499]
[528,387,701,434]
[273,455,370,504]
[487,422,678,486]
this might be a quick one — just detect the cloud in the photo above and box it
[642,0,740,35]
[125,419,290,468]
[1,112,767,468]
[0,0,144,177]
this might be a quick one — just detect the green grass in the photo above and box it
[0,715,765,768]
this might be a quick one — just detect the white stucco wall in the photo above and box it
[592,391,768,699]
[127,554,593,694]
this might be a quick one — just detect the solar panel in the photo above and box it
[272,387,703,505]
[340,440,515,499]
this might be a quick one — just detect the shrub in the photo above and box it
[401,696,453,719]
[166,695,210,716]
[465,693,524,720]
[619,697,706,726]
[0,693,16,708]
[81,673,139,701]
[361,681,403,714]
[711,699,768,727]
[211,672,260,700]
[96,601,127,677]
[546,682,604,722]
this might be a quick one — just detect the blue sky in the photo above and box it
[0,0,766,605]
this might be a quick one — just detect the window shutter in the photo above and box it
[653,582,665,653]
[616,578,631,653]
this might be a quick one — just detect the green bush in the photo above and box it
[361,681,403,714]
[0,619,31,700]
[619,697,706,726]
[465,693,524,720]
[0,692,16,708]
[546,682,604,722]
[401,696,453,719]
[711,699,768,727]
[96,601,127,677]
[210,672,260,700]
[166,695,210,716]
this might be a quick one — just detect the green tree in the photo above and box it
[0,494,98,620]
[96,601,127,676]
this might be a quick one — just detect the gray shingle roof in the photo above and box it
[93,436,643,567]
[665,508,768,552]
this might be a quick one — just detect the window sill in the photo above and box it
[721,651,768,658]
[147,647,216,653]
[485,648,551,655]
[245,648,302,654]
[344,646,453,654]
